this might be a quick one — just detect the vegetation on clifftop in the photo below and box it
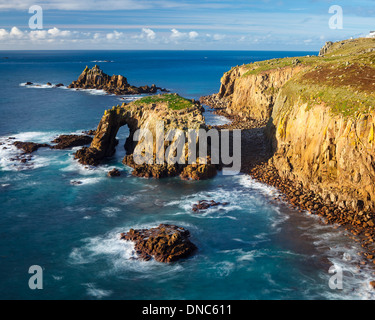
[133,93,194,110]
[241,38,375,117]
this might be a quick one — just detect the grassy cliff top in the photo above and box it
[133,93,194,110]
[242,38,375,117]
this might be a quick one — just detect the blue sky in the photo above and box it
[0,0,374,50]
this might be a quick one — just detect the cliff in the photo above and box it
[207,37,375,213]
[75,93,217,180]
[68,65,168,95]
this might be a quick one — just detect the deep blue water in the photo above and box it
[0,50,374,300]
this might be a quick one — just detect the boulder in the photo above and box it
[120,224,197,263]
[108,168,121,177]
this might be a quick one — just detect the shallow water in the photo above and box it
[0,50,374,300]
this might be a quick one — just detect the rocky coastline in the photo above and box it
[202,37,375,277]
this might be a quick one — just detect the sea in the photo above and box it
[0,50,374,300]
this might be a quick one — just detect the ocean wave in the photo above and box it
[69,224,188,278]
[91,60,114,63]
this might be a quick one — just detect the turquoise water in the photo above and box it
[0,51,374,300]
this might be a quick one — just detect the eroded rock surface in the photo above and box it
[120,224,197,263]
[68,65,168,95]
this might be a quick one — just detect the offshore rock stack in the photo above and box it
[68,65,168,95]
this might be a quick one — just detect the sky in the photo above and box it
[0,0,374,50]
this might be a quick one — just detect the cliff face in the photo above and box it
[268,92,375,212]
[209,37,375,213]
[215,63,304,121]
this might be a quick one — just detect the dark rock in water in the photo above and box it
[68,65,168,95]
[120,224,197,263]
[74,147,102,166]
[25,82,33,86]
[46,82,52,86]
[55,83,64,87]
[70,181,83,185]
[51,135,93,149]
[192,200,229,212]
[108,168,121,177]
[13,141,50,154]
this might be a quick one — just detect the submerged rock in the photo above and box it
[192,200,229,212]
[107,168,121,177]
[121,224,197,263]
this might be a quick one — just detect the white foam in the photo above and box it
[102,207,121,218]
[20,83,55,89]
[85,283,113,299]
[237,175,280,196]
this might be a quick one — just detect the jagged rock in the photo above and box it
[319,41,334,57]
[25,82,33,86]
[82,129,96,136]
[192,200,229,212]
[55,83,64,87]
[108,168,121,177]
[123,155,180,179]
[180,162,217,180]
[13,141,50,154]
[120,224,197,263]
[68,65,168,95]
[51,135,93,149]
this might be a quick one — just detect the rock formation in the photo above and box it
[68,65,168,95]
[74,93,218,180]
[51,134,93,149]
[120,224,197,263]
[13,141,50,154]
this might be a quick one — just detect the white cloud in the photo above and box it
[106,30,123,40]
[188,31,199,40]
[170,28,199,42]
[48,27,71,37]
[142,28,156,40]
[10,26,24,38]
[0,28,9,40]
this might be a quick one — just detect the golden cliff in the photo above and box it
[206,37,375,213]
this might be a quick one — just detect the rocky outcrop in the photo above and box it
[319,41,334,57]
[68,65,168,95]
[51,135,93,149]
[107,168,121,177]
[74,94,217,180]
[120,224,197,263]
[13,141,50,154]
[192,200,229,212]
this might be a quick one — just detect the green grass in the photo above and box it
[280,80,375,118]
[133,94,194,110]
